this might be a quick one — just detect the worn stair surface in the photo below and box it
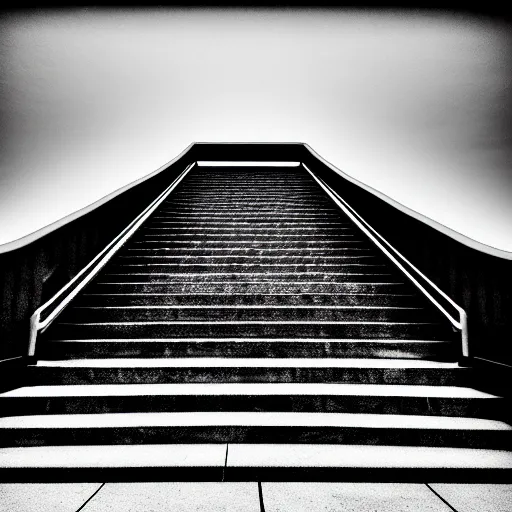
[1,165,510,482]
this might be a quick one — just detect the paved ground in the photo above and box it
[0,482,511,512]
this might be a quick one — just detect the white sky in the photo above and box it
[0,8,511,250]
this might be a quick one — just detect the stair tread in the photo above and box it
[0,444,225,468]
[35,358,463,369]
[47,338,451,343]
[227,444,512,469]
[57,321,441,325]
[1,383,497,398]
[0,412,509,430]
[0,444,510,471]
[70,306,423,310]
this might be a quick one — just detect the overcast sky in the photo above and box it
[0,8,511,251]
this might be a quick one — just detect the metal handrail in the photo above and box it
[304,164,469,357]
[28,162,196,356]
[27,158,469,360]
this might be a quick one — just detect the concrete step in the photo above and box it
[2,442,510,482]
[107,264,389,275]
[152,213,345,219]
[158,206,342,213]
[47,321,452,340]
[162,201,336,208]
[0,444,225,481]
[120,247,374,256]
[129,240,371,248]
[170,194,330,200]
[88,283,411,294]
[114,255,381,264]
[75,292,419,307]
[40,338,456,360]
[146,221,350,227]
[224,444,512,482]
[0,383,503,418]
[135,231,359,239]
[60,305,434,323]
[98,272,398,283]
[141,226,356,233]
[133,236,363,244]
[28,358,471,386]
[1,412,510,448]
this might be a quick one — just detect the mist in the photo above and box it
[1,8,511,251]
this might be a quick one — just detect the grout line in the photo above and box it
[75,482,106,512]
[258,482,266,512]
[222,443,229,482]
[425,483,459,512]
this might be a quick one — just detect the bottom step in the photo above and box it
[225,444,512,482]
[0,444,511,482]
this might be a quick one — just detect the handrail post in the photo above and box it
[460,310,469,358]
[28,311,40,357]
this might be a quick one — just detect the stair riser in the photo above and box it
[61,308,432,323]
[166,195,332,201]
[166,203,332,208]
[2,427,509,449]
[130,241,371,248]
[41,341,455,360]
[169,195,330,201]
[27,367,472,386]
[107,265,387,274]
[88,283,408,295]
[158,207,341,213]
[48,323,452,340]
[140,227,355,233]
[98,274,398,284]
[2,467,506,484]
[173,186,324,190]
[146,221,350,227]
[74,294,419,307]
[118,249,374,256]
[134,235,359,241]
[114,256,377,264]
[153,214,345,219]
[222,467,512,483]
[0,396,501,418]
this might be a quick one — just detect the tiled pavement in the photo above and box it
[0,482,511,512]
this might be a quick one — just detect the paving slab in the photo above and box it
[0,483,101,512]
[430,484,512,512]
[81,482,260,512]
[262,483,452,512]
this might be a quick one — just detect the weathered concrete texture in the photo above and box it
[81,482,260,512]
[430,484,512,512]
[262,482,452,512]
[0,483,101,512]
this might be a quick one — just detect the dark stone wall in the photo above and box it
[302,150,512,366]
[0,150,194,361]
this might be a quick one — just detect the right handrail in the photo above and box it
[303,163,469,357]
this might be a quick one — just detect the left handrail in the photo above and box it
[28,162,195,356]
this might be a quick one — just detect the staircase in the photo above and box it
[1,164,511,482]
